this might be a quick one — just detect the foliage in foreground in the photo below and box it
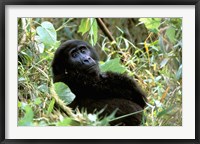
[18,18,182,126]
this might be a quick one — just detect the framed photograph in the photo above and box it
[1,0,199,143]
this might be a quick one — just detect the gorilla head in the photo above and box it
[52,40,100,82]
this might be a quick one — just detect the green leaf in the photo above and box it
[54,82,75,104]
[139,18,161,33]
[18,101,22,108]
[166,27,176,44]
[89,19,98,45]
[100,58,126,73]
[47,98,55,114]
[78,18,98,46]
[78,18,90,35]
[57,117,80,126]
[36,21,58,48]
[18,105,34,126]
[34,97,42,105]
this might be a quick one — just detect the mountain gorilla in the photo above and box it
[52,40,147,126]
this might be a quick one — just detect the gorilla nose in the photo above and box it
[83,57,92,64]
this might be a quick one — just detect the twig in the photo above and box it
[96,18,119,50]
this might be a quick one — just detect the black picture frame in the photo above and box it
[0,0,199,144]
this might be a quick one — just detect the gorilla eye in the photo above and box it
[71,51,78,58]
[80,49,86,53]
[80,46,86,53]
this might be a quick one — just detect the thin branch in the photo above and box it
[96,18,119,50]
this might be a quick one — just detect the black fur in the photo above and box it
[52,40,147,126]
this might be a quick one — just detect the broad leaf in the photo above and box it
[166,27,176,44]
[18,105,34,126]
[36,21,58,48]
[78,18,90,35]
[100,58,126,73]
[78,18,98,46]
[139,18,161,33]
[54,82,75,104]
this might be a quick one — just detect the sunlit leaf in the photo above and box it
[78,18,90,35]
[89,19,98,45]
[78,18,98,46]
[18,101,22,108]
[36,21,59,48]
[18,105,34,126]
[47,98,55,114]
[139,18,161,33]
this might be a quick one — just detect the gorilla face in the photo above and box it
[52,40,100,79]
[64,42,99,74]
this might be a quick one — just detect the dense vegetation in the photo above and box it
[18,18,182,126]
